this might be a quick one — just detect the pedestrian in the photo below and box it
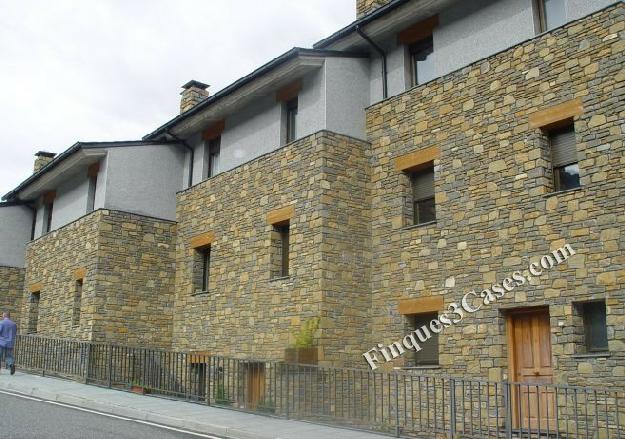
[0,311,17,375]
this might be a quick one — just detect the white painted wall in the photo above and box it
[0,204,33,267]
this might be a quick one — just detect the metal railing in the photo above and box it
[14,335,625,438]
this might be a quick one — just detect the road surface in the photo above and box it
[0,389,224,439]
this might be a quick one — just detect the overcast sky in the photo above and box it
[0,0,355,197]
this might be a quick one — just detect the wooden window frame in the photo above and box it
[533,0,548,33]
[72,278,83,327]
[206,136,221,179]
[580,301,609,353]
[199,246,211,293]
[286,98,298,144]
[28,291,41,334]
[409,35,434,87]
[547,123,580,192]
[44,202,54,233]
[410,312,439,366]
[409,165,436,226]
[277,223,290,277]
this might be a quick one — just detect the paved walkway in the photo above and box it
[0,370,391,439]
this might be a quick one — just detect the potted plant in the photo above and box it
[284,317,320,364]
[129,379,150,395]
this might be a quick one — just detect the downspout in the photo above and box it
[166,130,194,188]
[356,25,388,99]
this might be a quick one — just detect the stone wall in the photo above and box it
[0,266,24,324]
[356,0,392,18]
[21,209,175,348]
[173,131,371,366]
[364,3,625,388]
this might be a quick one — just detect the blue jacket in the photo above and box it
[0,318,17,348]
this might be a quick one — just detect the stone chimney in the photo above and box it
[356,0,393,18]
[180,80,209,114]
[34,151,56,173]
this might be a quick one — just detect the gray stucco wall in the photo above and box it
[325,57,370,139]
[368,0,616,104]
[103,144,185,221]
[0,204,33,267]
[184,57,370,186]
[50,170,91,231]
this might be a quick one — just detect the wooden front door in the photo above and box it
[246,363,265,410]
[508,309,556,431]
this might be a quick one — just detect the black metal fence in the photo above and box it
[14,335,625,438]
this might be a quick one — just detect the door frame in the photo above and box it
[505,306,552,429]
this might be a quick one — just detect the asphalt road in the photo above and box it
[0,390,224,439]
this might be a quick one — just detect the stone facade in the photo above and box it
[364,4,625,387]
[21,209,175,348]
[356,0,392,18]
[0,266,24,322]
[173,131,371,367]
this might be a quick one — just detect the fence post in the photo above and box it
[394,374,400,438]
[449,378,457,439]
[285,363,290,420]
[503,381,513,439]
[107,344,113,388]
[205,355,211,406]
[83,342,91,383]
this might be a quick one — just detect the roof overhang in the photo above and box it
[3,140,179,202]
[16,148,106,202]
[144,48,369,140]
[314,0,459,51]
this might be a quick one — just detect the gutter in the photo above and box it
[356,25,388,99]
[166,130,194,188]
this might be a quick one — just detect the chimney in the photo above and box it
[180,80,209,114]
[356,0,392,18]
[34,151,56,173]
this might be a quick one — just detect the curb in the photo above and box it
[0,378,275,439]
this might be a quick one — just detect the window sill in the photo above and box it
[543,187,583,198]
[270,276,291,283]
[571,352,611,359]
[191,290,209,297]
[401,221,437,231]
[398,365,441,370]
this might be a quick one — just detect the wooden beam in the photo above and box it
[266,205,295,225]
[394,146,440,172]
[202,120,226,140]
[398,15,439,45]
[87,162,100,178]
[29,282,43,293]
[276,79,302,103]
[43,191,56,204]
[190,231,215,249]
[73,267,87,280]
[398,296,444,315]
[528,98,584,130]
[188,350,211,364]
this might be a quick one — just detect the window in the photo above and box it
[72,279,83,327]
[87,174,97,213]
[286,98,298,143]
[206,136,221,179]
[271,222,290,279]
[410,166,436,225]
[199,245,211,292]
[410,312,439,366]
[548,124,580,192]
[191,244,212,294]
[28,291,40,334]
[535,0,566,33]
[44,202,54,233]
[409,35,434,87]
[581,301,608,352]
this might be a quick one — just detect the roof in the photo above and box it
[2,140,180,202]
[143,47,369,140]
[313,0,409,48]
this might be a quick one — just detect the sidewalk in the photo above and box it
[0,370,391,439]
